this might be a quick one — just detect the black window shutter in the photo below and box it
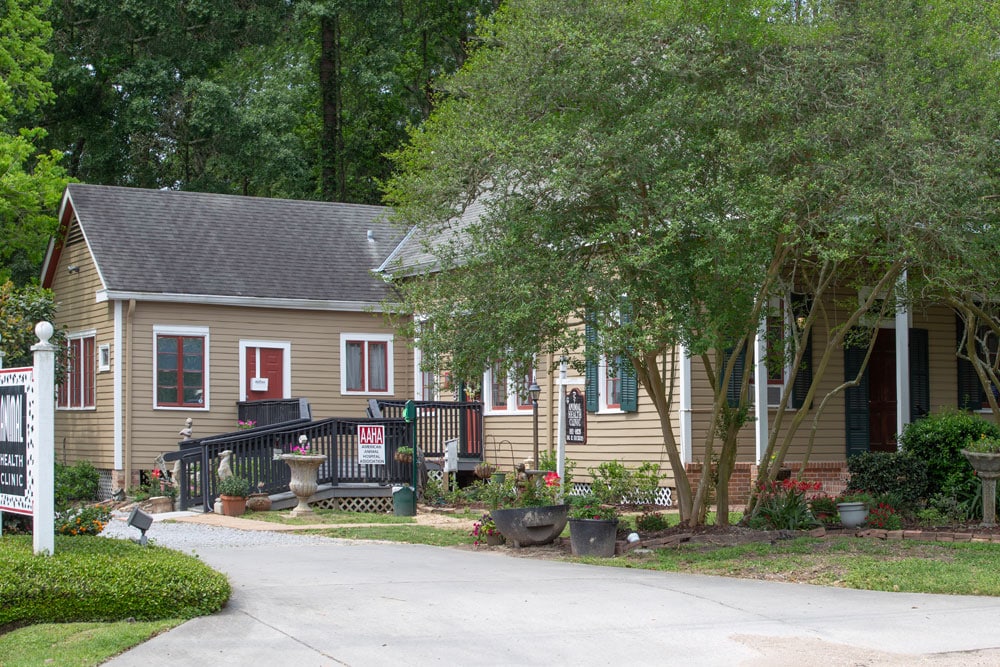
[909,328,930,421]
[585,313,599,413]
[790,293,813,410]
[843,333,870,457]
[619,300,638,413]
[723,346,746,408]
[791,333,813,410]
[956,314,985,410]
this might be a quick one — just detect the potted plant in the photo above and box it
[245,480,272,512]
[217,475,251,516]
[490,471,569,547]
[836,490,873,528]
[474,461,497,479]
[567,494,619,558]
[962,434,1000,526]
[471,512,504,546]
[394,446,414,464]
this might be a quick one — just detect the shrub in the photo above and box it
[867,502,903,530]
[56,506,111,536]
[898,410,1000,511]
[0,536,230,627]
[747,479,821,530]
[588,460,663,506]
[846,451,929,510]
[568,494,618,521]
[54,460,100,509]
[635,510,671,532]
[807,495,839,526]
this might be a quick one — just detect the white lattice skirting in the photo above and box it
[570,482,673,507]
[310,496,393,513]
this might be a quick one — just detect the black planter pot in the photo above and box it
[490,505,569,547]
[568,518,618,557]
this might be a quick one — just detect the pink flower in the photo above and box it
[544,472,560,487]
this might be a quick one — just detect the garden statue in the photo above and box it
[218,450,234,480]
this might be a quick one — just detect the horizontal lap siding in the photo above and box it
[51,234,116,469]
[127,303,413,474]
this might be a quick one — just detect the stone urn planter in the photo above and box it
[961,449,1000,527]
[490,504,569,547]
[568,518,618,558]
[146,495,174,514]
[280,454,327,518]
[836,501,868,529]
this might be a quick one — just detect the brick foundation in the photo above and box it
[684,461,851,505]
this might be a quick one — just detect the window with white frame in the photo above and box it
[58,332,96,409]
[154,326,209,409]
[340,333,394,395]
[600,354,625,411]
[484,361,535,414]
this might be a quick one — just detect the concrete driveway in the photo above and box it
[105,521,1000,666]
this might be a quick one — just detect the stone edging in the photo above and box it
[617,525,1000,555]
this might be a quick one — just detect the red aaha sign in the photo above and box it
[358,425,385,445]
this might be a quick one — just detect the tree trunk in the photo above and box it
[319,13,345,201]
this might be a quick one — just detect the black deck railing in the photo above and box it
[164,416,411,512]
[376,400,483,459]
[236,397,311,427]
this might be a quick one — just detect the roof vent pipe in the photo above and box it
[367,230,375,242]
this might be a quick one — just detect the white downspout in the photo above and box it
[754,317,769,464]
[113,300,123,471]
[895,270,910,449]
[680,344,692,464]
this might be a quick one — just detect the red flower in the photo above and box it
[544,471,560,487]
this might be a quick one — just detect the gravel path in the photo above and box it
[100,511,337,552]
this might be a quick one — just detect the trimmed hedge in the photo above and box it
[846,451,929,509]
[0,536,230,629]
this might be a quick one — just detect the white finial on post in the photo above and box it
[0,332,5,369]
[31,321,56,555]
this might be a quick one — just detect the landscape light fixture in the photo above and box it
[127,506,154,546]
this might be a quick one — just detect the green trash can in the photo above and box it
[392,485,416,516]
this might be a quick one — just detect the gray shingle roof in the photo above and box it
[377,197,484,277]
[65,184,402,305]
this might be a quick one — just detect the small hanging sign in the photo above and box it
[566,388,587,445]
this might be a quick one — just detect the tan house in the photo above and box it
[42,184,412,494]
[381,222,984,505]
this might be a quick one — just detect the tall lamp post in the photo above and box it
[529,380,541,468]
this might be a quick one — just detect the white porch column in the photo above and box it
[113,300,123,471]
[895,270,910,446]
[680,344,692,464]
[754,319,769,464]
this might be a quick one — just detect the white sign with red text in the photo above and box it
[357,424,386,465]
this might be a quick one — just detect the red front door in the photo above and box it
[245,347,285,400]
[869,329,897,453]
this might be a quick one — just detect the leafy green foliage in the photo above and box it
[217,475,251,498]
[568,494,618,521]
[747,479,821,531]
[898,411,1000,516]
[846,452,930,511]
[0,536,230,627]
[54,460,100,509]
[635,511,672,532]
[0,281,64,367]
[807,495,839,527]
[55,505,111,536]
[589,460,663,506]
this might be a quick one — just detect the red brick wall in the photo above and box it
[684,461,851,506]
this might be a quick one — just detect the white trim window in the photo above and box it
[596,355,625,413]
[154,325,209,410]
[483,361,535,415]
[340,333,394,395]
[58,330,96,410]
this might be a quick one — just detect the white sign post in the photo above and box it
[32,322,55,555]
[357,424,386,465]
